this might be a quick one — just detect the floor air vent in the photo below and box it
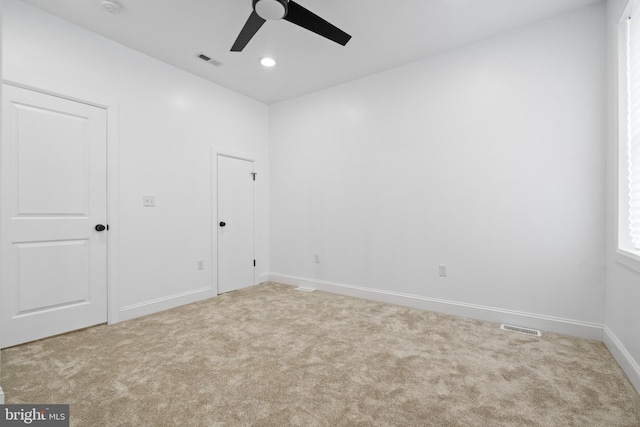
[500,324,542,337]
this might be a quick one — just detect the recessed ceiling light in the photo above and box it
[260,57,277,67]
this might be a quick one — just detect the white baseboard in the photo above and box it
[268,273,604,341]
[117,287,216,323]
[603,327,640,395]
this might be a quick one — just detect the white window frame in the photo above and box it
[617,0,640,272]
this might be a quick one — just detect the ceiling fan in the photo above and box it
[231,0,352,52]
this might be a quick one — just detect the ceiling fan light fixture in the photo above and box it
[254,0,287,21]
[260,56,277,67]
[231,0,350,52]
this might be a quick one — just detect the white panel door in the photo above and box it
[217,155,255,294]
[0,85,108,348]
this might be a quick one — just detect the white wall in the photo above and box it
[270,4,607,335]
[605,0,640,394]
[1,0,269,320]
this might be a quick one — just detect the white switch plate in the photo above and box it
[143,195,156,207]
[197,259,204,270]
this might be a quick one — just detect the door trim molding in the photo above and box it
[1,80,121,325]
[211,147,257,295]
[0,71,3,391]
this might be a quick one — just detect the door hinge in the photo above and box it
[253,259,256,267]
[251,172,257,181]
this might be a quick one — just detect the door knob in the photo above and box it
[95,224,106,232]
[219,221,226,227]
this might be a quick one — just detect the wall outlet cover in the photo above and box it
[143,195,156,207]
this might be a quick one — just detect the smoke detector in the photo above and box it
[101,0,122,14]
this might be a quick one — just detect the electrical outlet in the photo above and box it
[143,194,156,207]
[438,264,447,277]
[197,259,204,270]
[314,254,320,263]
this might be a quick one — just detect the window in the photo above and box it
[618,0,640,262]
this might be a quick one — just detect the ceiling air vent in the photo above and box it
[500,324,542,337]
[196,53,223,67]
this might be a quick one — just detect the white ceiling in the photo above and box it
[18,0,602,104]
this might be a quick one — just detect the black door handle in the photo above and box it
[95,224,106,232]
[219,221,226,227]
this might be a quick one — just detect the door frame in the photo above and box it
[210,147,257,295]
[0,80,121,325]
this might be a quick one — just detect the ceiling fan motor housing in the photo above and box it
[253,0,288,21]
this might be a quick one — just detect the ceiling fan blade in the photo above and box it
[231,11,267,52]
[283,1,351,46]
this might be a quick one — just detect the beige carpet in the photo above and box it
[2,282,639,426]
